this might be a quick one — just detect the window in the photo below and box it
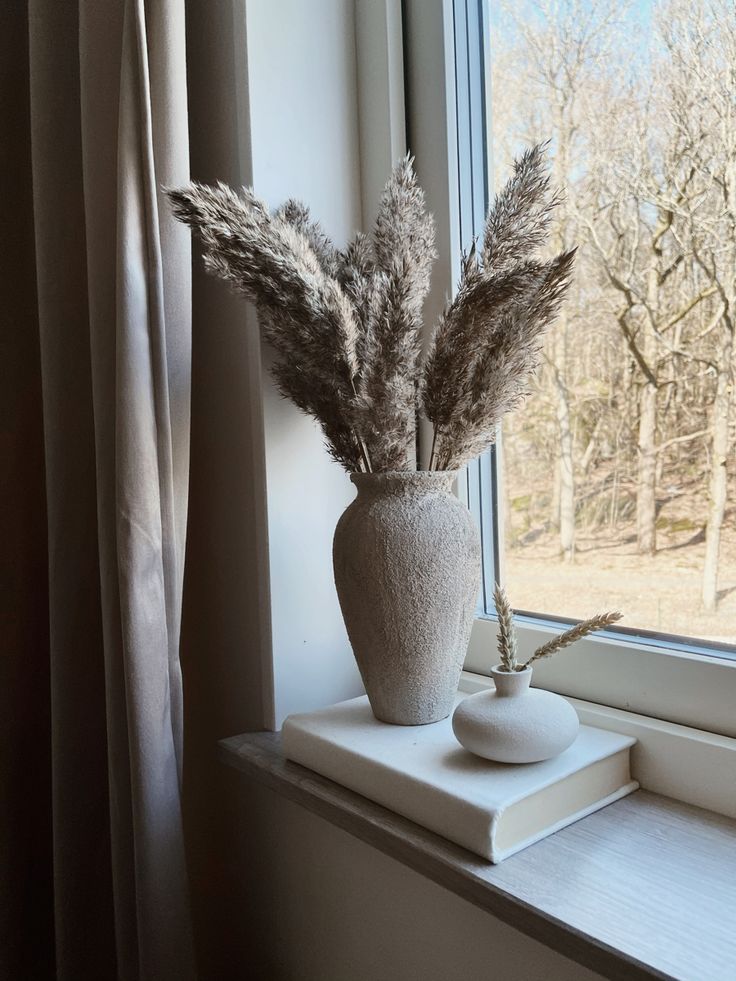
[401,0,736,736]
[487,0,736,651]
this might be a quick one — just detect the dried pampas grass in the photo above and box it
[168,180,366,470]
[353,158,436,470]
[422,142,575,470]
[167,143,574,475]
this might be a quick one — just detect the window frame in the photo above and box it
[404,0,736,740]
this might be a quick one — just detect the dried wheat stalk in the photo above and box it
[493,582,518,671]
[520,611,623,671]
[493,582,622,674]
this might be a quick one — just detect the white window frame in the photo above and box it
[403,0,736,742]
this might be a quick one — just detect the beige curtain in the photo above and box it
[23,1,195,977]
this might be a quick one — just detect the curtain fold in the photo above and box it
[27,1,195,977]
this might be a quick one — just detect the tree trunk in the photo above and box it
[549,446,561,532]
[637,260,661,555]
[551,116,575,562]
[637,378,658,555]
[555,363,575,561]
[702,327,733,611]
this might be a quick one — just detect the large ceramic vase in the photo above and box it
[333,472,481,725]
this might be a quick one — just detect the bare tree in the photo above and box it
[659,0,736,609]
[491,0,735,629]
[583,62,719,556]
[493,0,621,560]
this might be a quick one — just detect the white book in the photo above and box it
[282,695,638,863]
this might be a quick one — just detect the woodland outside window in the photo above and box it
[427,0,736,735]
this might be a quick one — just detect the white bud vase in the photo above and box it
[452,665,579,763]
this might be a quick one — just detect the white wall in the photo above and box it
[236,780,604,981]
[243,0,366,726]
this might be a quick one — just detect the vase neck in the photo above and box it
[350,471,457,498]
[491,666,532,696]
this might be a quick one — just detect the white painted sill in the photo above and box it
[459,669,736,821]
[467,614,736,739]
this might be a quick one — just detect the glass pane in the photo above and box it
[489,0,736,644]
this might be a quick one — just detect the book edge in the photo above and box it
[489,780,640,863]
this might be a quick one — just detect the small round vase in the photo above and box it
[451,666,579,763]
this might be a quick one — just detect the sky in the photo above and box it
[488,0,656,65]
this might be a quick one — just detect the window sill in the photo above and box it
[220,730,736,981]
[467,615,736,740]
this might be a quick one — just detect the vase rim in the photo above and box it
[350,470,459,486]
[490,664,533,697]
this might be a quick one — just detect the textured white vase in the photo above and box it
[333,472,481,726]
[452,665,579,763]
